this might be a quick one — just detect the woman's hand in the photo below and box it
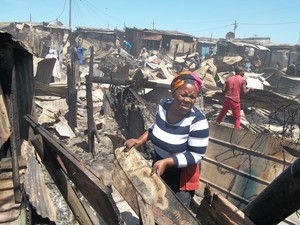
[151,158,174,176]
[124,138,142,151]
[123,131,149,151]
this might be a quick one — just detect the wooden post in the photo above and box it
[86,46,95,157]
[66,49,78,131]
[6,67,21,203]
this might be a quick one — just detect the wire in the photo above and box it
[56,0,67,21]
[240,21,300,26]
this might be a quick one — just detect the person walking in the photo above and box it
[216,66,252,129]
[124,70,209,208]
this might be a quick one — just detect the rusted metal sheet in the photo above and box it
[198,122,300,224]
[200,123,296,208]
[34,58,56,84]
[276,75,300,98]
[0,156,26,223]
[23,140,57,222]
[113,146,201,225]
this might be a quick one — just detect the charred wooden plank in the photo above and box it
[210,194,255,225]
[25,115,122,225]
[113,146,201,225]
[137,195,155,225]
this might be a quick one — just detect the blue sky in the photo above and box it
[1,0,300,45]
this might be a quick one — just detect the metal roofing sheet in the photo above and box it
[232,41,270,51]
[275,75,300,98]
[24,140,57,222]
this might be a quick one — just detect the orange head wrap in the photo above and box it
[171,71,202,93]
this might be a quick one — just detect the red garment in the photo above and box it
[216,98,241,128]
[225,74,246,103]
[179,163,200,191]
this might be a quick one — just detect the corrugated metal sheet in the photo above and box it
[276,75,300,98]
[34,58,56,84]
[0,157,26,223]
[200,123,299,224]
[231,41,270,51]
[24,140,57,222]
[142,34,162,41]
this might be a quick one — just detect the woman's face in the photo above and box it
[172,83,198,115]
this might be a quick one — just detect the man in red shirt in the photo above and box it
[216,66,252,129]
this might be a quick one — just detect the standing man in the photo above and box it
[254,55,262,73]
[216,66,252,129]
[75,44,84,65]
[139,47,149,67]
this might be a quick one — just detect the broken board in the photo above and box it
[113,146,201,225]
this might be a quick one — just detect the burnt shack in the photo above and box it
[124,27,197,57]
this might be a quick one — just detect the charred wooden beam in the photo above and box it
[86,46,96,157]
[243,156,300,225]
[66,49,78,131]
[25,115,123,225]
[91,76,135,86]
[91,76,170,89]
[6,68,21,203]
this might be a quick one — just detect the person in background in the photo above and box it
[275,61,281,71]
[216,66,252,129]
[115,37,121,49]
[242,58,252,72]
[190,52,201,70]
[254,55,262,73]
[123,39,132,53]
[286,61,297,75]
[139,47,149,67]
[124,71,209,208]
[75,44,84,65]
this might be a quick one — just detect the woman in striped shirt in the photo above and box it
[124,70,209,208]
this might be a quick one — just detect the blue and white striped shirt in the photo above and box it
[149,99,209,168]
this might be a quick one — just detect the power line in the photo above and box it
[239,21,300,26]
[47,0,67,23]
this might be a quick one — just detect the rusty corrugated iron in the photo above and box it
[0,156,26,223]
[23,140,57,222]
